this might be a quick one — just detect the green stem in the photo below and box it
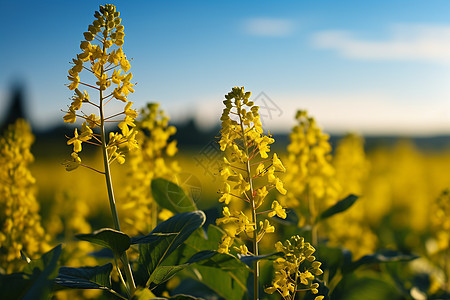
[238,108,259,300]
[99,88,136,296]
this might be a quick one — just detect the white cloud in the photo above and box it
[312,24,450,62]
[182,91,450,135]
[243,18,295,37]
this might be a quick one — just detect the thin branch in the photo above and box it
[79,82,101,90]
[80,164,105,174]
[104,111,124,121]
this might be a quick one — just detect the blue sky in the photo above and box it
[1,0,450,135]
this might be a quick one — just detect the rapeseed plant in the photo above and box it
[0,119,49,273]
[282,110,340,245]
[328,134,377,259]
[62,4,138,294]
[216,86,288,299]
[120,103,179,236]
[264,235,324,300]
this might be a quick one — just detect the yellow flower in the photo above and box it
[63,4,138,173]
[118,115,136,135]
[64,152,82,171]
[67,129,83,152]
[216,87,287,260]
[63,107,77,123]
[272,153,286,172]
[266,235,324,299]
[0,120,49,272]
[269,200,287,219]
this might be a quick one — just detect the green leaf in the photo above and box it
[190,252,250,299]
[151,178,197,214]
[238,252,283,267]
[136,211,206,287]
[54,263,113,290]
[317,194,358,222]
[149,264,188,285]
[165,225,249,300]
[0,246,61,299]
[76,228,131,257]
[0,273,33,299]
[23,244,62,300]
[343,250,418,273]
[149,251,217,286]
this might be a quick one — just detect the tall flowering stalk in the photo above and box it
[120,103,179,235]
[0,119,49,273]
[282,110,340,245]
[216,87,288,299]
[329,134,377,259]
[62,4,137,295]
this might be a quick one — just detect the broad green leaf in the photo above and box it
[149,251,217,286]
[316,194,358,222]
[149,264,188,285]
[190,252,250,299]
[132,232,178,245]
[343,250,418,273]
[136,211,206,287]
[23,244,62,300]
[0,246,61,299]
[54,263,113,290]
[238,252,283,267]
[171,278,221,300]
[151,178,197,214]
[76,228,131,257]
[165,225,249,300]
[0,273,32,299]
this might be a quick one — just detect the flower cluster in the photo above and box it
[265,235,324,300]
[328,134,377,258]
[63,4,138,171]
[215,87,287,254]
[431,189,450,254]
[120,103,179,235]
[0,120,49,273]
[282,110,340,230]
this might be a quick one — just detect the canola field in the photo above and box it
[1,4,449,300]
